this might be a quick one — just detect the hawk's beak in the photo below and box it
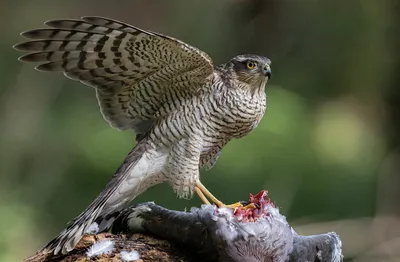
[263,66,272,78]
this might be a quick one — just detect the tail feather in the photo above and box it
[41,139,162,255]
[45,196,108,254]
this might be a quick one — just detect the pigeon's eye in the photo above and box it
[246,61,257,70]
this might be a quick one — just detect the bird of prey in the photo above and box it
[14,16,272,255]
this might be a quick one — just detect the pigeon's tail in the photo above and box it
[40,138,164,255]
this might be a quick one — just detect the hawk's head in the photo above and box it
[222,54,271,90]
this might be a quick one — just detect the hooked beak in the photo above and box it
[263,66,272,79]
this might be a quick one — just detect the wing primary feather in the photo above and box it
[13,40,101,52]
[21,29,107,41]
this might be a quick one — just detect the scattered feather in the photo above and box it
[120,250,140,261]
[86,239,115,257]
[85,222,99,234]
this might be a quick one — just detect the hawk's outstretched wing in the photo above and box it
[14,16,214,132]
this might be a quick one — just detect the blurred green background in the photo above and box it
[1,0,399,261]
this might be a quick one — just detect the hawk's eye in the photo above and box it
[246,61,257,70]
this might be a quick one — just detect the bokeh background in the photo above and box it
[1,0,399,261]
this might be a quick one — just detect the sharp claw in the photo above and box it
[238,201,259,209]
[243,203,257,209]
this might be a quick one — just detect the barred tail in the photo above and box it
[41,139,162,255]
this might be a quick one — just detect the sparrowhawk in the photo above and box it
[14,16,272,255]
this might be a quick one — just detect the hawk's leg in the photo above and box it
[195,181,257,210]
[194,186,210,205]
[195,180,224,207]
[168,137,250,209]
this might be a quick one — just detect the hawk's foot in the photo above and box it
[225,201,258,210]
[194,181,256,210]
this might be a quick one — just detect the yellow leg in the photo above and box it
[195,180,224,207]
[194,186,210,205]
[194,180,256,210]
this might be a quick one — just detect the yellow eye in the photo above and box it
[246,61,257,69]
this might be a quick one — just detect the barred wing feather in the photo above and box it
[14,16,214,132]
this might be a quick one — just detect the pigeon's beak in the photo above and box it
[263,66,272,79]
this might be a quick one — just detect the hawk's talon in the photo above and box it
[241,201,260,209]
[242,203,257,210]
[225,202,257,210]
[225,202,244,209]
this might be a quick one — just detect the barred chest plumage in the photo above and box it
[205,85,266,139]
[194,85,266,169]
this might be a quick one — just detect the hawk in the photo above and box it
[14,16,272,255]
